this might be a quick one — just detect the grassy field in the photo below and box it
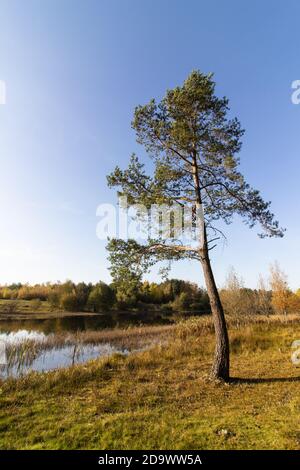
[0,299,57,315]
[0,299,98,319]
[0,315,300,449]
[0,298,188,320]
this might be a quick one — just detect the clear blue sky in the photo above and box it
[0,0,299,288]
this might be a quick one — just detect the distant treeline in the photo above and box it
[1,263,299,315]
[0,279,210,313]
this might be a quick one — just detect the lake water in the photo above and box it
[0,330,129,378]
[0,312,172,378]
[0,311,173,335]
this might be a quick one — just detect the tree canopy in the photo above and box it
[107,71,284,279]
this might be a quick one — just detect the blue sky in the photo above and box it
[0,0,299,288]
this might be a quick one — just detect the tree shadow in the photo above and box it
[230,376,300,384]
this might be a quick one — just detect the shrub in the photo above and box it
[75,282,92,310]
[171,292,190,311]
[48,291,61,309]
[87,283,115,312]
[1,288,14,300]
[60,293,80,312]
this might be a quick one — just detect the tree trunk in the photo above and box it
[190,151,230,381]
[201,252,230,381]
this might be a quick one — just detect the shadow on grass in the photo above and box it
[230,376,300,384]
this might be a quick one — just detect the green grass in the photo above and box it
[0,299,54,314]
[0,317,300,449]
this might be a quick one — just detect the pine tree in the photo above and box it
[106,71,284,381]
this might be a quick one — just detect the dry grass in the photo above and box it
[0,314,300,449]
[2,323,174,373]
[3,323,174,354]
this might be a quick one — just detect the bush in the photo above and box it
[87,283,115,312]
[1,288,14,300]
[171,292,190,311]
[159,304,173,315]
[48,291,61,309]
[60,293,80,312]
[190,302,208,314]
[75,282,92,310]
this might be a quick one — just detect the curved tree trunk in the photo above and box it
[191,151,230,381]
[201,253,230,381]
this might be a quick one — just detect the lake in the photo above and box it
[0,330,130,378]
[0,312,174,378]
[0,311,173,335]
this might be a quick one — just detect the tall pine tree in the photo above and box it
[107,71,284,381]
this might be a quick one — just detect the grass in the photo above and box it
[0,299,57,315]
[0,299,102,319]
[2,324,173,373]
[0,298,187,319]
[0,315,300,449]
[3,323,174,350]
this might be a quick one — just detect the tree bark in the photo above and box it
[191,151,230,381]
[200,252,230,381]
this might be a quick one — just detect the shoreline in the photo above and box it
[0,310,107,321]
[0,309,200,322]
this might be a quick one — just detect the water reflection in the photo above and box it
[0,312,175,378]
[0,312,173,335]
[0,330,46,344]
[0,330,129,378]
